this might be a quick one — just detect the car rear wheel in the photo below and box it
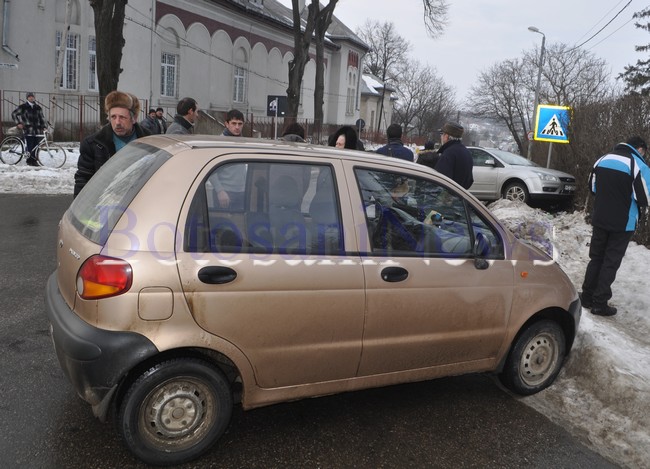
[499,320,566,395]
[118,358,233,466]
[503,182,529,204]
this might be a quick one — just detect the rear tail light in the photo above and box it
[77,255,133,300]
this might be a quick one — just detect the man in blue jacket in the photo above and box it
[375,124,414,162]
[581,136,650,316]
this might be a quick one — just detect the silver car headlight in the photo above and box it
[533,171,559,182]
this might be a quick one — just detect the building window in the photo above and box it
[88,36,97,91]
[56,31,79,90]
[346,71,356,115]
[161,52,178,98]
[233,66,247,103]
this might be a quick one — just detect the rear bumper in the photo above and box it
[45,272,158,420]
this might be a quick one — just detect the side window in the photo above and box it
[355,168,472,257]
[470,149,493,167]
[185,161,343,256]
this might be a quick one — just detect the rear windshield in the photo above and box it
[68,142,172,245]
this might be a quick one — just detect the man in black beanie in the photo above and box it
[435,122,473,189]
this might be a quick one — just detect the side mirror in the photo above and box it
[473,232,490,270]
[484,159,496,166]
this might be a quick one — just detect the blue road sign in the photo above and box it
[534,105,571,143]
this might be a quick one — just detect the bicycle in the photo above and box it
[0,124,67,168]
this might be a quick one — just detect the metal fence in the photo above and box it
[1,89,411,146]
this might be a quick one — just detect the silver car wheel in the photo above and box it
[504,182,528,203]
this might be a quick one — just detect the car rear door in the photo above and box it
[176,153,365,389]
[346,162,514,376]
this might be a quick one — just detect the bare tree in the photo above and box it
[619,7,650,95]
[89,0,127,119]
[470,44,612,155]
[469,58,532,155]
[525,43,610,108]
[421,0,449,38]
[393,59,456,136]
[356,21,410,132]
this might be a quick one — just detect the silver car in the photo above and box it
[468,146,576,204]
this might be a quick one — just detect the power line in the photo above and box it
[574,0,628,43]
[568,0,633,51]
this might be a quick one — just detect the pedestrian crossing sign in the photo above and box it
[534,105,571,143]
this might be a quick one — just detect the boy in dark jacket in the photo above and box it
[375,124,414,161]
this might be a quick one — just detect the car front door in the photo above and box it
[348,164,514,376]
[469,148,501,200]
[176,156,365,389]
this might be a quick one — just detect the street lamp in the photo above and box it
[527,26,545,160]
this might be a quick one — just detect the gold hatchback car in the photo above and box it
[46,135,580,466]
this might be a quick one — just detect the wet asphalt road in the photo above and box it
[0,194,618,469]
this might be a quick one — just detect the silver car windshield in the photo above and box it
[490,149,540,167]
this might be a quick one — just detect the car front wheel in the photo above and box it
[499,320,566,395]
[503,182,529,204]
[118,358,233,466]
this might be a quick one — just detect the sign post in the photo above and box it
[534,104,571,168]
[267,95,287,139]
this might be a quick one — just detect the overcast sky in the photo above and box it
[280,0,648,104]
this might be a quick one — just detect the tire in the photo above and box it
[502,181,529,204]
[0,137,25,165]
[118,358,233,466]
[36,143,66,168]
[499,320,566,395]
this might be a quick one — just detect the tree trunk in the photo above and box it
[90,0,127,120]
[313,2,337,134]
[287,1,318,120]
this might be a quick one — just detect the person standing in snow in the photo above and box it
[11,92,47,166]
[581,136,650,316]
[375,124,414,161]
[74,91,151,197]
[434,122,473,190]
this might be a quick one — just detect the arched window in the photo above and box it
[233,47,248,104]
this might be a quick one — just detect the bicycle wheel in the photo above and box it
[36,143,66,168]
[0,137,25,165]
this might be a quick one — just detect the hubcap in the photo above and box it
[519,333,559,386]
[506,186,526,202]
[140,378,215,448]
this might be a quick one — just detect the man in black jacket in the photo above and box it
[12,92,46,166]
[581,136,650,316]
[435,122,473,190]
[74,90,150,197]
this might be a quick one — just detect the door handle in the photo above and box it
[198,266,237,284]
[381,266,408,283]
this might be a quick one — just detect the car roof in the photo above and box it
[137,134,427,169]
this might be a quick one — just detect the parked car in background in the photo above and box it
[46,136,580,466]
[467,146,576,205]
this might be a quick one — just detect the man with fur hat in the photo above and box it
[74,90,150,197]
[435,122,473,190]
[11,92,46,166]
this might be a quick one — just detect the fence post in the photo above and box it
[79,94,84,143]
